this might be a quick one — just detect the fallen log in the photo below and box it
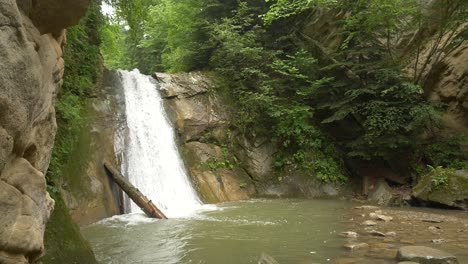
[103,161,168,219]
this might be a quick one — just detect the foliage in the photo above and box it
[204,147,236,171]
[427,165,452,188]
[47,0,103,185]
[418,134,468,170]
[101,0,467,183]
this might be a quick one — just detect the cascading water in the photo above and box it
[114,69,202,218]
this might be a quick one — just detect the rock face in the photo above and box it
[158,72,256,202]
[0,0,89,262]
[58,70,122,226]
[413,170,468,210]
[158,72,347,200]
[396,246,459,264]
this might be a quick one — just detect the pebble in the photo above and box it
[385,231,396,237]
[376,214,393,222]
[431,238,446,244]
[340,231,358,238]
[367,230,386,237]
[422,218,443,223]
[355,205,379,210]
[344,242,369,251]
[362,220,377,226]
[369,212,378,219]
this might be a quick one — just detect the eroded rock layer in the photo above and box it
[0,0,89,262]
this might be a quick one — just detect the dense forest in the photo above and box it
[52,0,467,188]
[102,0,467,183]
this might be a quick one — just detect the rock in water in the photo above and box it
[412,170,468,210]
[362,220,377,226]
[258,253,280,264]
[396,246,459,264]
[344,242,369,251]
[368,179,395,206]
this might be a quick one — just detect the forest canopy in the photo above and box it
[100,0,467,182]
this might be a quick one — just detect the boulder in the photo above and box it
[396,246,459,264]
[368,179,394,206]
[412,170,468,210]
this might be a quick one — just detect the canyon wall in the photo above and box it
[0,0,90,262]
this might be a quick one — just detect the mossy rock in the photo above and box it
[39,192,97,264]
[413,170,468,210]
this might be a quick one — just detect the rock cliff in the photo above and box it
[157,72,256,202]
[157,72,347,200]
[0,0,89,262]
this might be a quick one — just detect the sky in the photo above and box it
[101,2,115,16]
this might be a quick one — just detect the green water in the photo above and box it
[82,199,352,264]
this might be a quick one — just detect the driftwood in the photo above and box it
[103,161,168,219]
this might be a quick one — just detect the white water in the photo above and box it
[115,69,202,218]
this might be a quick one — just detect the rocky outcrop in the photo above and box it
[158,72,256,202]
[423,42,468,136]
[0,0,89,262]
[158,72,347,200]
[412,170,468,210]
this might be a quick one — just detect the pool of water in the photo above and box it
[83,199,353,264]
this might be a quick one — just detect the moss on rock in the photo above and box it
[40,192,97,264]
[413,170,468,210]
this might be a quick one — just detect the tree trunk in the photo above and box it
[103,161,168,219]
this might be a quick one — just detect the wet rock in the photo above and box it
[340,231,358,238]
[423,218,443,223]
[368,179,395,206]
[367,230,386,237]
[369,212,379,219]
[355,205,379,210]
[431,239,446,244]
[362,220,377,226]
[412,170,468,210]
[344,242,369,251]
[385,231,397,237]
[258,253,280,264]
[396,246,459,264]
[376,214,393,222]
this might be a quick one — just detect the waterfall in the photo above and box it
[114,69,202,218]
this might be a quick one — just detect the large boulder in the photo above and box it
[396,246,459,264]
[413,170,468,210]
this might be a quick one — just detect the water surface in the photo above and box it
[83,199,352,264]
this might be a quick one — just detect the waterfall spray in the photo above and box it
[115,69,201,218]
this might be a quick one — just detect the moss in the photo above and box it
[58,103,94,199]
[40,192,97,264]
[413,170,468,209]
